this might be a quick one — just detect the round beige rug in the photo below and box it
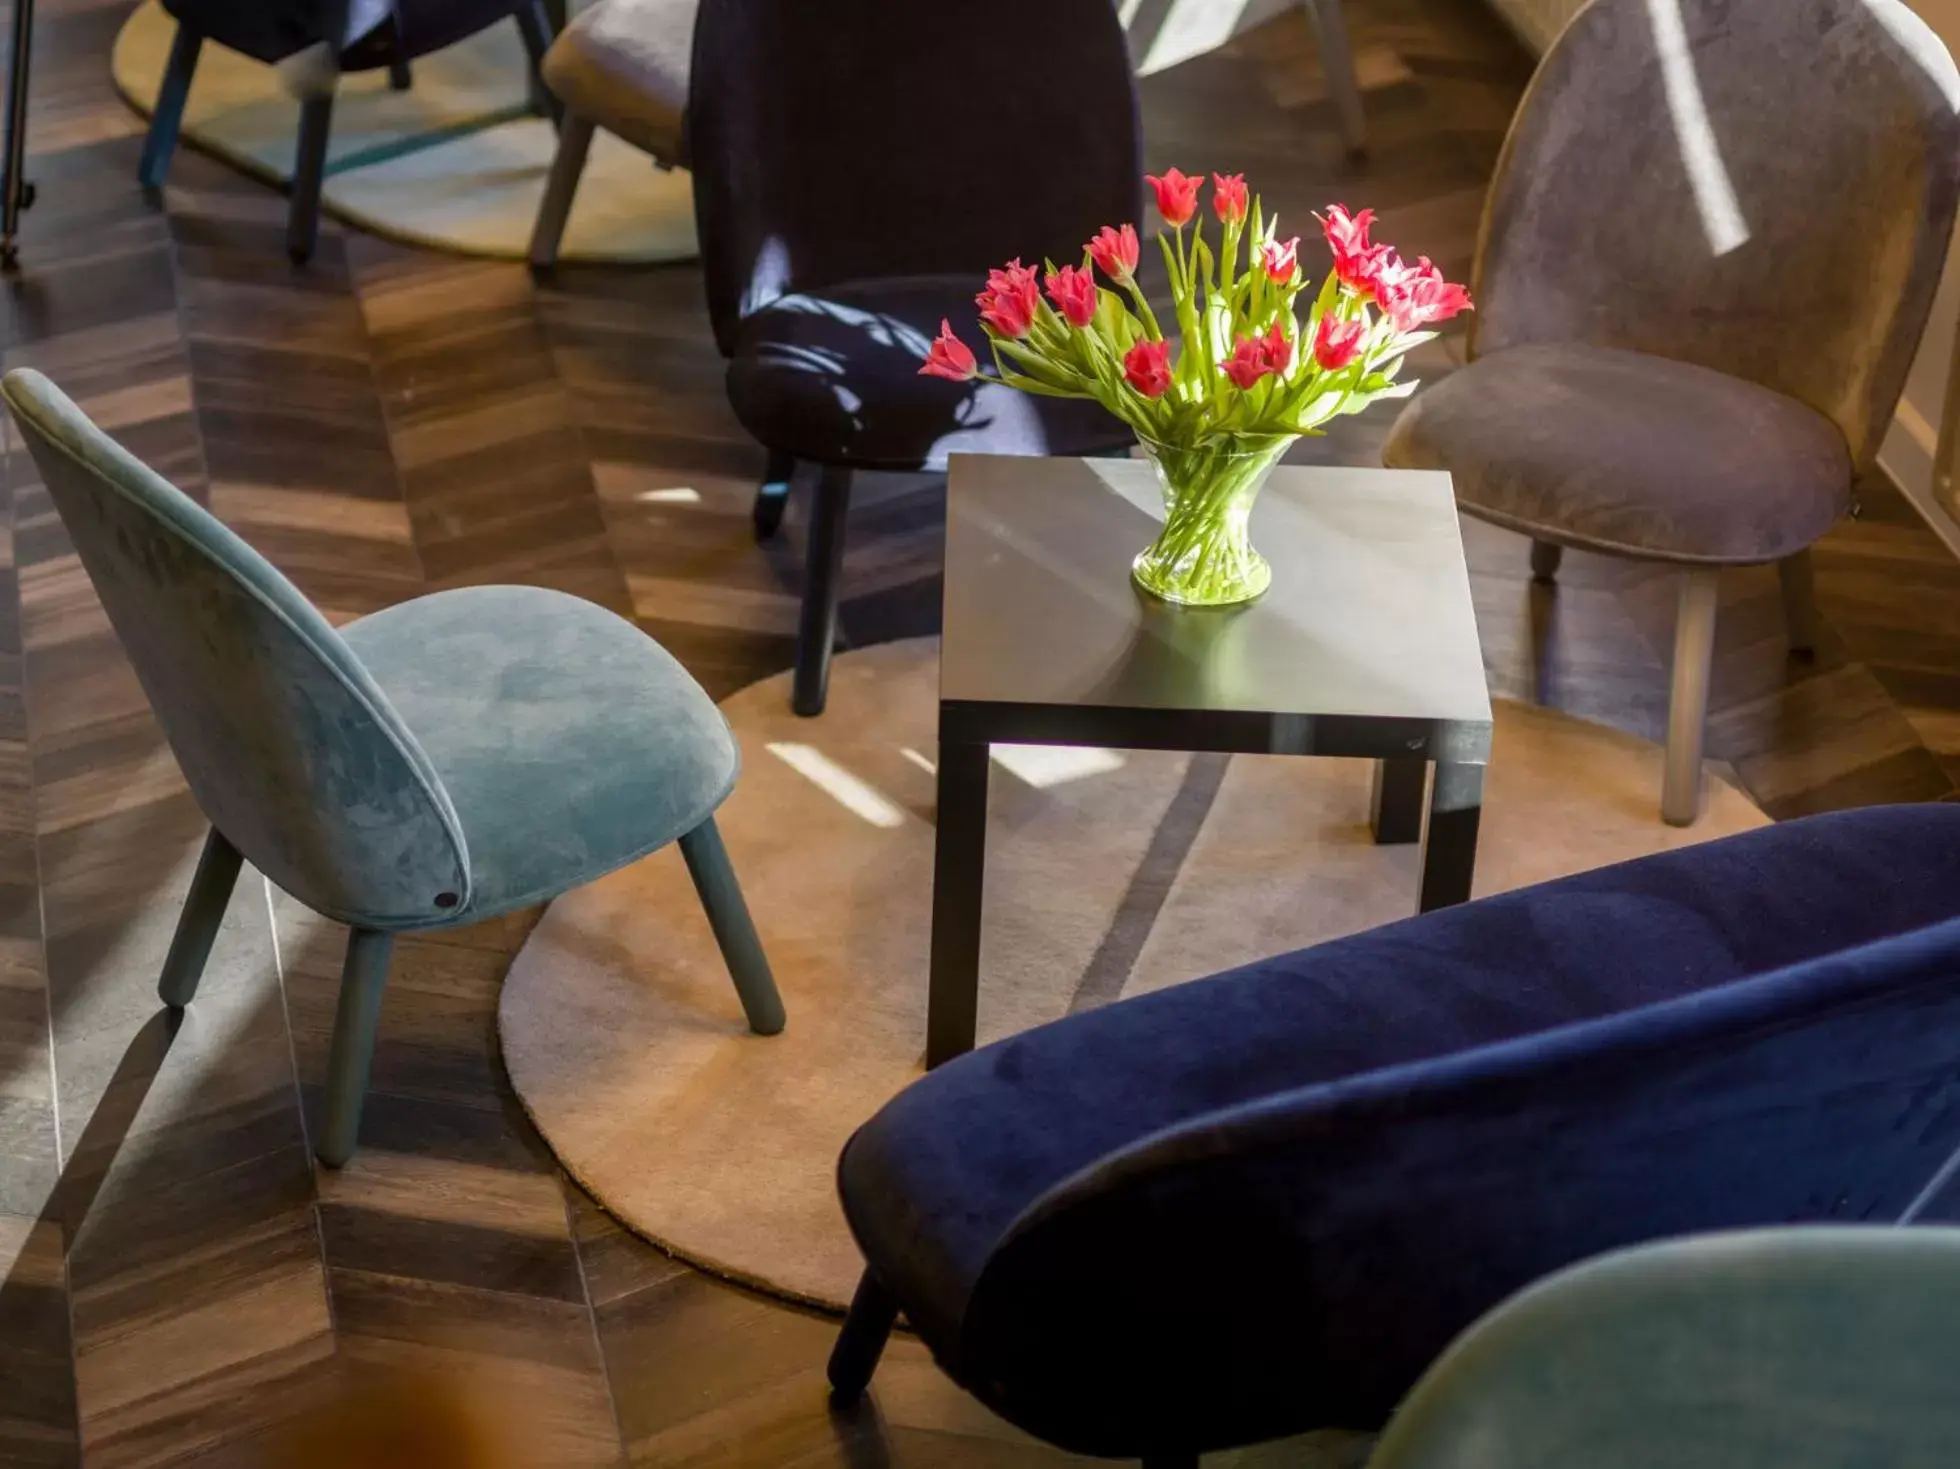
[112,0,695,264]
[499,637,1766,1310]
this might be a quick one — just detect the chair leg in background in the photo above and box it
[287,93,333,264]
[318,927,396,1168]
[1302,0,1366,154]
[792,464,853,717]
[527,111,593,273]
[1778,548,1819,658]
[387,55,412,90]
[157,827,243,1009]
[828,1272,900,1404]
[753,450,796,540]
[138,23,204,190]
[1530,538,1563,584]
[678,816,786,1035]
[1141,1456,1200,1469]
[515,0,563,127]
[1661,568,1721,827]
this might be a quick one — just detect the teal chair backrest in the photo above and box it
[2,369,470,927]
[1368,1226,1960,1467]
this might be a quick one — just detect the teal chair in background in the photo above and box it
[1,369,784,1167]
[1368,1226,1960,1468]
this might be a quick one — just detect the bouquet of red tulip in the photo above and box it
[922,171,1471,606]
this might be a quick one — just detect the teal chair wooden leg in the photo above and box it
[158,827,243,1009]
[317,927,395,1168]
[678,818,786,1035]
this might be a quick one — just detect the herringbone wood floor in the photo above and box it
[4,1,1960,1465]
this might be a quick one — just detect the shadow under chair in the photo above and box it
[1,367,784,1169]
[1382,0,1960,824]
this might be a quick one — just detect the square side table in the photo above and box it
[929,455,1493,1067]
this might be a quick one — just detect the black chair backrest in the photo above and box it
[687,0,1143,356]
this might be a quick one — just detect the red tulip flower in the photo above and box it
[1262,235,1300,285]
[1312,313,1367,371]
[1318,204,1391,297]
[1146,169,1203,229]
[1087,223,1141,286]
[1044,264,1098,329]
[1221,335,1270,391]
[1376,254,1473,334]
[1213,173,1248,225]
[1123,339,1174,398]
[1258,321,1293,376]
[919,320,979,381]
[975,259,1041,338]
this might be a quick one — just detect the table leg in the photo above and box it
[1370,757,1426,844]
[926,740,991,1068]
[1418,761,1483,912]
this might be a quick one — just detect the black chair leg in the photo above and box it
[828,1272,899,1405]
[1141,1455,1199,1469]
[514,0,562,128]
[388,55,412,90]
[792,464,852,718]
[287,93,333,264]
[138,23,204,190]
[753,450,796,540]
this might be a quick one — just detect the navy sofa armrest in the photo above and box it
[961,916,1960,1457]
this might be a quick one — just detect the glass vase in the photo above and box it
[1131,435,1296,607]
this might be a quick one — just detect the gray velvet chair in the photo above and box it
[528,0,693,273]
[1368,1227,1960,1467]
[1383,0,1960,824]
[1,368,784,1168]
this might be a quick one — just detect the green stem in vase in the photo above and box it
[1132,436,1293,606]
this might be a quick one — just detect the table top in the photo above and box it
[940,455,1493,759]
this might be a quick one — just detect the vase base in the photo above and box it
[1130,550,1272,608]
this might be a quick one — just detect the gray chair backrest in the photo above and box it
[1473,0,1960,467]
[2,369,470,928]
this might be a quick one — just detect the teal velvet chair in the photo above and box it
[1,369,784,1167]
[1368,1226,1960,1467]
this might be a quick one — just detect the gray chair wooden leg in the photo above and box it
[678,817,785,1035]
[753,450,796,540]
[792,464,853,717]
[828,1271,900,1404]
[528,112,594,273]
[157,827,242,1008]
[1779,548,1820,658]
[1530,539,1563,583]
[139,23,203,190]
[287,93,334,265]
[318,927,395,1168]
[1662,568,1721,827]
[1302,0,1366,154]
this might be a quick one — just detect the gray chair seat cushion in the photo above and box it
[1383,343,1854,564]
[343,584,736,921]
[543,0,692,163]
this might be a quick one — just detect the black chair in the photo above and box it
[687,0,1139,716]
[137,0,560,264]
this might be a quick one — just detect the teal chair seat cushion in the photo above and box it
[343,585,737,922]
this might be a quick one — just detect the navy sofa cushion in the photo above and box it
[838,805,1960,1455]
